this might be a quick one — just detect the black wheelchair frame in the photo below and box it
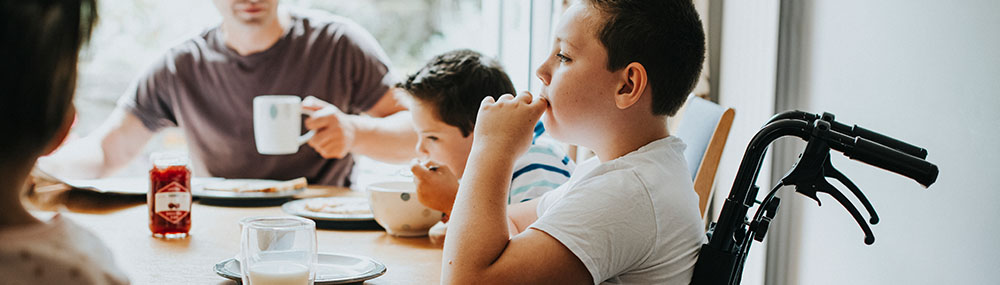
[690,110,939,285]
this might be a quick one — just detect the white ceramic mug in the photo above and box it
[253,95,315,155]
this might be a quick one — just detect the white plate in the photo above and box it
[196,179,305,200]
[214,253,386,284]
[282,197,374,222]
[62,177,304,200]
[63,177,223,195]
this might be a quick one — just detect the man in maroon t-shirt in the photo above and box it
[38,0,417,186]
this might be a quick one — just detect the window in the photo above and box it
[74,0,502,135]
[73,0,507,177]
[70,0,714,183]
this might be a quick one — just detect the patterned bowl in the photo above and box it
[366,181,443,237]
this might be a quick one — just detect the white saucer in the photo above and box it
[214,252,386,284]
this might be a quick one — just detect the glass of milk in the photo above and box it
[240,216,317,285]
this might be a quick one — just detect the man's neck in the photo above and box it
[221,11,291,56]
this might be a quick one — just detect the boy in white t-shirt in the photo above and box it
[0,1,129,284]
[442,0,707,284]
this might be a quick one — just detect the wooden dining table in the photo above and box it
[28,184,443,284]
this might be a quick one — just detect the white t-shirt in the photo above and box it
[0,214,129,285]
[530,136,705,284]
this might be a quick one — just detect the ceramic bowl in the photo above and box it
[366,181,443,237]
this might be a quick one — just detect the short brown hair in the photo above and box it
[398,49,516,137]
[0,0,97,159]
[584,0,705,116]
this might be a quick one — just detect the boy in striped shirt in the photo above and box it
[400,49,575,220]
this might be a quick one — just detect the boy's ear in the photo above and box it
[42,106,75,156]
[614,62,648,110]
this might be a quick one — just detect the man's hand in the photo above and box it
[33,107,154,179]
[302,96,356,159]
[410,161,460,216]
[472,92,548,158]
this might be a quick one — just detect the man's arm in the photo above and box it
[442,93,590,284]
[36,107,155,179]
[364,88,408,117]
[350,88,418,163]
[303,88,417,163]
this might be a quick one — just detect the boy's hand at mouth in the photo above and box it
[471,92,548,158]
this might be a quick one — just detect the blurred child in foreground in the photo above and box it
[0,0,129,283]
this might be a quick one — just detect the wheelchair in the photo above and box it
[691,111,939,285]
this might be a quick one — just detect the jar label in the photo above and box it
[155,181,191,224]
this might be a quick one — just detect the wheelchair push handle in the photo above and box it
[847,137,938,187]
[768,110,930,159]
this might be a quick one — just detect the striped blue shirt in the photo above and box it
[508,122,575,204]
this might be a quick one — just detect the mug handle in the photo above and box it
[298,108,317,146]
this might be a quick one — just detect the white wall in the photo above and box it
[782,0,1000,284]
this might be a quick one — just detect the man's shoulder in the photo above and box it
[155,28,218,65]
[290,8,366,35]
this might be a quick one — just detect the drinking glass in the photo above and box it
[240,216,317,285]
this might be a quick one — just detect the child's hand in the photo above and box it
[411,161,460,216]
[472,92,548,158]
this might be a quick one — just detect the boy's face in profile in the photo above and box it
[536,3,621,145]
[410,99,475,178]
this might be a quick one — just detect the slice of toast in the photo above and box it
[303,197,370,215]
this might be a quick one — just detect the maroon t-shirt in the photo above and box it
[120,11,394,186]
